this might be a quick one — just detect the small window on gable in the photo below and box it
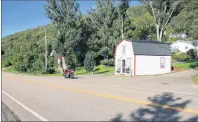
[160,57,165,68]
[185,47,188,49]
[122,45,125,55]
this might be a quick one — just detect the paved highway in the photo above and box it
[2,70,198,121]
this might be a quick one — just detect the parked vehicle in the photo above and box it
[63,69,74,79]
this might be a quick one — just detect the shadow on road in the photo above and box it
[73,77,83,79]
[111,92,198,121]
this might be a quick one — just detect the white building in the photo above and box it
[169,33,187,38]
[114,39,172,76]
[196,46,198,50]
[170,40,195,53]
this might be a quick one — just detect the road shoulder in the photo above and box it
[2,102,20,121]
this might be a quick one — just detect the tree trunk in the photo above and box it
[156,24,160,41]
[159,28,163,42]
[121,15,124,39]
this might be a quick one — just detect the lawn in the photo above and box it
[75,65,114,75]
[173,59,198,70]
[193,75,198,85]
[3,65,115,76]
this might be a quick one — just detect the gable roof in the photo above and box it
[129,39,171,56]
[171,40,193,45]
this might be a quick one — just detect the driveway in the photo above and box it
[2,69,198,121]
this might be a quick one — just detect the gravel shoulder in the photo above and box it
[1,102,20,121]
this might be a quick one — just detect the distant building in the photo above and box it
[169,33,187,38]
[170,40,195,53]
[196,46,198,50]
[114,39,172,76]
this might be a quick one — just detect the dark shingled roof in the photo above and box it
[129,39,171,56]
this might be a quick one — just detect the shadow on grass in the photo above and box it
[95,70,110,74]
[189,62,198,68]
[185,59,198,63]
[111,93,197,121]
[94,68,100,72]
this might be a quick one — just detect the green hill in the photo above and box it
[2,24,57,74]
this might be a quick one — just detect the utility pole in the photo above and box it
[45,28,48,72]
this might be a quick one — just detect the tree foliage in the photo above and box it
[2,0,197,74]
[84,51,96,74]
[141,0,185,41]
[45,0,82,69]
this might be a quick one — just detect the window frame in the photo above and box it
[160,57,166,68]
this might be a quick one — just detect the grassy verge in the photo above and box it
[75,65,114,75]
[193,75,198,85]
[173,59,198,70]
[3,65,115,76]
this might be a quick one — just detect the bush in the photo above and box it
[173,53,190,62]
[187,49,197,59]
[100,58,115,66]
[100,59,109,66]
[2,59,12,67]
[84,51,96,74]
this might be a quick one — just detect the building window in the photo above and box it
[160,57,165,68]
[185,47,188,49]
[122,45,125,55]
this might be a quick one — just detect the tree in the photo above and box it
[187,49,197,59]
[118,0,130,39]
[45,0,82,69]
[84,51,96,74]
[167,0,198,40]
[87,0,120,60]
[141,0,184,41]
[126,6,155,39]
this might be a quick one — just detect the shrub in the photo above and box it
[84,51,96,74]
[100,59,109,66]
[100,58,115,66]
[173,53,190,62]
[108,58,115,66]
[2,59,12,67]
[187,49,197,59]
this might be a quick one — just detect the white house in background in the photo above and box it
[114,39,172,76]
[196,45,198,50]
[169,33,187,38]
[170,40,195,53]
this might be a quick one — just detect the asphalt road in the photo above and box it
[2,70,198,121]
[1,102,20,121]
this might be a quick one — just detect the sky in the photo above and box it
[2,0,141,38]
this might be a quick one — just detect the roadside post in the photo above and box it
[130,69,133,77]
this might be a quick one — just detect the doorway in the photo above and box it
[121,59,126,74]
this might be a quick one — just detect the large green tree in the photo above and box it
[141,0,185,41]
[126,6,155,39]
[45,0,82,69]
[87,0,120,60]
[168,0,198,40]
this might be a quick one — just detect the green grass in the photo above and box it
[173,59,198,70]
[3,65,115,76]
[75,65,114,75]
[3,66,62,76]
[193,75,198,85]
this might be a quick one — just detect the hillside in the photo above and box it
[2,24,57,74]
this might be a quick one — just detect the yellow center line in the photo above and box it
[3,73,198,115]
